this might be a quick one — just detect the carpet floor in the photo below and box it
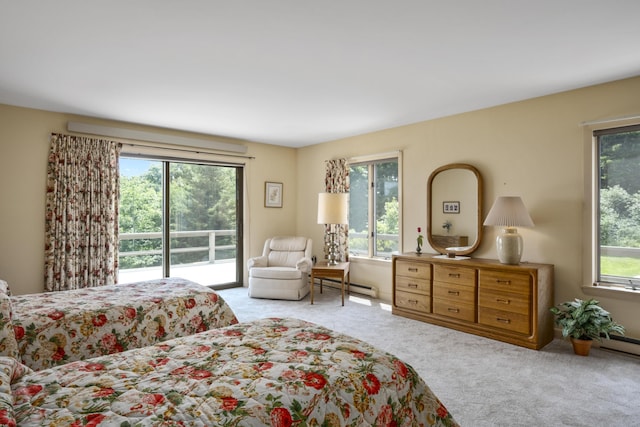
[217,285,640,427]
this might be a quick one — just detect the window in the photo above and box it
[349,156,400,258]
[119,156,243,288]
[595,124,640,289]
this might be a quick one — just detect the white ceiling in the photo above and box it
[1,1,640,148]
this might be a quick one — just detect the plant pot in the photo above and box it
[570,338,593,356]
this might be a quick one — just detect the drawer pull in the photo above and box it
[496,317,511,324]
[496,279,512,285]
[408,268,419,272]
[447,308,460,313]
[448,273,461,278]
[448,290,460,296]
[408,283,418,288]
[408,299,418,304]
[496,298,511,304]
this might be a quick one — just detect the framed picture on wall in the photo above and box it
[265,181,283,208]
[443,201,460,214]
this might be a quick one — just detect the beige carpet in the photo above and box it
[217,285,640,427]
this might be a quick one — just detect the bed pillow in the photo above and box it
[0,281,18,360]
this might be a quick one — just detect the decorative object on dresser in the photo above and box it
[550,298,625,356]
[483,196,535,265]
[392,253,554,350]
[416,227,424,254]
[317,192,349,265]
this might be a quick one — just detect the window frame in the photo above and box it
[119,147,245,289]
[584,120,640,299]
[348,151,402,260]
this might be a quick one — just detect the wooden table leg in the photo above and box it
[310,271,315,304]
[341,275,345,306]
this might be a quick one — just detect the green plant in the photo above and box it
[550,298,625,342]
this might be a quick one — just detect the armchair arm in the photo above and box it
[296,257,313,273]
[247,256,268,270]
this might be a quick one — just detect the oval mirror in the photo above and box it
[427,163,483,256]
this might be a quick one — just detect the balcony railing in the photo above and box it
[118,230,237,285]
[119,229,236,263]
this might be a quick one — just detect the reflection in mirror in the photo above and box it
[427,163,483,257]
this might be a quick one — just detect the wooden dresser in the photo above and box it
[392,253,554,349]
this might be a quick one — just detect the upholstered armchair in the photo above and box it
[247,236,313,300]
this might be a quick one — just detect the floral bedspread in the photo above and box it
[10,278,238,371]
[6,317,458,426]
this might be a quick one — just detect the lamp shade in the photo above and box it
[483,196,534,227]
[317,193,348,224]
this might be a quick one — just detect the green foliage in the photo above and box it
[600,256,640,278]
[599,130,640,250]
[599,130,640,195]
[376,198,399,253]
[600,185,640,247]
[550,298,625,341]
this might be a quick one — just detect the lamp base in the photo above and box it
[326,231,340,265]
[496,227,523,265]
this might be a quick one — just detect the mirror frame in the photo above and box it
[426,163,483,256]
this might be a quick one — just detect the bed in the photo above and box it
[3,278,238,371]
[0,317,458,426]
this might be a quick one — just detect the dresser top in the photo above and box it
[393,252,554,270]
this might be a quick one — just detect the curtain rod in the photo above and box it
[121,141,255,160]
[345,150,401,163]
[579,114,640,127]
[67,121,249,155]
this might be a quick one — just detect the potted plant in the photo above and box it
[550,298,625,356]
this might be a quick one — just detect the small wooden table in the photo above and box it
[310,261,350,306]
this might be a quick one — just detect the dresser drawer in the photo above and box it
[479,307,530,335]
[433,265,475,286]
[433,282,475,305]
[396,275,430,294]
[396,260,431,280]
[433,297,475,322]
[395,290,431,313]
[479,289,530,315]
[479,270,530,295]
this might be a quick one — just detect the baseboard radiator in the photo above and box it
[311,278,378,298]
[600,335,640,357]
[553,329,640,356]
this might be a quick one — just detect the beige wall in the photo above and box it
[0,105,298,295]
[297,76,640,340]
[1,75,639,340]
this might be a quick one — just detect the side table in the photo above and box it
[310,261,350,306]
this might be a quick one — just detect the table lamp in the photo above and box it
[317,192,348,265]
[483,196,534,264]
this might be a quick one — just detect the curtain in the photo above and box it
[45,133,121,292]
[324,158,350,261]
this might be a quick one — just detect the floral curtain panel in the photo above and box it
[45,133,121,292]
[324,158,350,261]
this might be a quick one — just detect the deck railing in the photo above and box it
[119,229,236,263]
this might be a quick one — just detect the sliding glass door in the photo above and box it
[118,157,242,288]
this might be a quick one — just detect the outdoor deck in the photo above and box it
[118,260,238,287]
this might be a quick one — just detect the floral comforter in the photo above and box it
[10,278,238,371]
[1,317,458,426]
